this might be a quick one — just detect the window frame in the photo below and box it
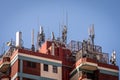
[43,64,48,71]
[53,65,58,73]
[27,61,36,68]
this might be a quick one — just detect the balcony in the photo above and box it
[75,58,98,71]
[0,57,10,73]
[76,50,109,64]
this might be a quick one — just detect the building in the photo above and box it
[0,26,119,80]
[69,40,119,80]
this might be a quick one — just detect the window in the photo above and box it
[53,65,58,73]
[27,61,36,68]
[43,64,48,71]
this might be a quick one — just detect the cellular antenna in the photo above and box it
[40,26,42,34]
[16,31,23,48]
[31,29,35,51]
[32,29,34,45]
[51,32,55,41]
[89,24,95,45]
[37,26,45,48]
[110,50,116,65]
[61,11,68,44]
[62,25,67,44]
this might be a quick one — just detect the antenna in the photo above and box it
[88,24,95,45]
[37,26,45,48]
[31,29,35,51]
[16,31,22,48]
[62,25,67,44]
[40,26,43,34]
[32,29,34,45]
[51,32,55,41]
[61,11,68,44]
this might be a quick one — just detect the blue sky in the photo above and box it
[0,0,120,76]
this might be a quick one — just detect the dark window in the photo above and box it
[27,61,36,68]
[53,65,58,73]
[43,64,48,71]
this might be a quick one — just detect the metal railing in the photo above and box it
[67,40,109,64]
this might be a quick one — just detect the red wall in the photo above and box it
[23,60,40,76]
[99,73,118,80]
[11,60,20,78]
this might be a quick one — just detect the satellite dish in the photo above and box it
[6,42,12,46]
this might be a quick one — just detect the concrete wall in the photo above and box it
[41,63,62,80]
[1,78,9,80]
[70,72,79,80]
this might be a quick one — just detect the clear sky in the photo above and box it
[0,0,120,77]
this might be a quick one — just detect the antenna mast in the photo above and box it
[89,24,95,45]
[51,32,55,41]
[31,29,35,51]
[62,25,67,44]
[37,26,45,49]
[32,29,34,45]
